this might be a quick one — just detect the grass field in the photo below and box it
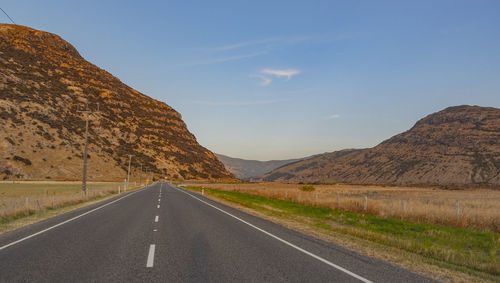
[195,183,500,233]
[184,185,500,282]
[0,181,138,227]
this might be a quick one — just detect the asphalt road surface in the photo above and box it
[0,183,435,282]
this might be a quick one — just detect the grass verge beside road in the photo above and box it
[184,186,500,282]
[0,182,144,234]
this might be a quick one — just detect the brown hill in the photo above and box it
[262,106,500,185]
[215,153,307,180]
[0,24,233,181]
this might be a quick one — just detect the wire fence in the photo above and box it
[200,183,500,233]
[0,182,140,221]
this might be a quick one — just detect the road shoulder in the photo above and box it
[179,185,496,283]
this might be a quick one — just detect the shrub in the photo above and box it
[300,185,315,192]
[4,137,15,145]
[13,155,32,166]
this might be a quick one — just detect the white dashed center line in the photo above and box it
[154,215,159,222]
[146,244,155,267]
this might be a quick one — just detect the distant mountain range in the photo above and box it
[0,24,233,181]
[261,105,500,185]
[215,153,308,180]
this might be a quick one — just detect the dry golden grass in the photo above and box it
[184,187,498,282]
[196,183,500,232]
[0,181,133,221]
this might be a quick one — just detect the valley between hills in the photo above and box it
[1,23,499,283]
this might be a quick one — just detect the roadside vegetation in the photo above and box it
[0,181,140,233]
[299,185,315,191]
[198,183,500,233]
[184,185,500,282]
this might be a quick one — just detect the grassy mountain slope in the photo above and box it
[0,24,233,181]
[262,106,500,185]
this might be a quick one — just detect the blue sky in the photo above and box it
[2,1,500,160]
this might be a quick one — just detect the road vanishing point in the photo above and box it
[0,183,435,282]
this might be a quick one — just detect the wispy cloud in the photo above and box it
[185,33,357,68]
[193,98,290,106]
[261,68,301,80]
[327,114,341,119]
[214,38,281,51]
[251,75,272,86]
[252,68,301,86]
[211,36,310,52]
[279,88,318,94]
[178,51,266,67]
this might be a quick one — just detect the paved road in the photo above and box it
[0,183,435,282]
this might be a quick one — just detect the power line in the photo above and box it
[0,7,16,25]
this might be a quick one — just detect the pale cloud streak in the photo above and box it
[253,68,301,86]
[192,98,291,106]
[251,74,272,86]
[184,33,355,68]
[261,68,301,80]
[214,38,281,51]
[211,36,311,52]
[327,114,341,119]
[178,51,266,67]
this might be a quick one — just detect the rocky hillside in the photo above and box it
[215,153,304,180]
[262,106,500,185]
[0,24,233,181]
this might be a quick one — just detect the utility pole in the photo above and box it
[77,101,100,197]
[126,154,133,190]
[139,162,143,185]
[82,112,89,197]
[157,159,168,181]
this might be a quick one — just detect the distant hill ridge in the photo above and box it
[262,105,500,185]
[215,153,306,180]
[0,24,233,181]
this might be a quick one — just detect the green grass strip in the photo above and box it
[184,186,499,278]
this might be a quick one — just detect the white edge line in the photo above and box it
[173,186,372,283]
[0,187,148,251]
[146,244,155,267]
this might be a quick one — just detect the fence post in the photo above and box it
[52,192,55,209]
[336,193,340,208]
[25,197,29,213]
[118,186,121,194]
[314,192,318,204]
[285,191,288,199]
[202,188,205,196]
[456,200,460,220]
[363,195,367,211]
[401,199,406,214]
[298,191,301,202]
